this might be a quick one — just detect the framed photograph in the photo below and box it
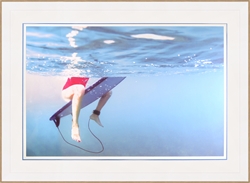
[2,1,248,182]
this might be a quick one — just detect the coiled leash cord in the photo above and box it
[57,118,104,154]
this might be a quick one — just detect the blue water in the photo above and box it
[25,25,225,158]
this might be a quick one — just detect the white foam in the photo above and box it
[66,30,79,38]
[66,30,79,48]
[60,52,84,64]
[104,40,115,44]
[131,33,175,40]
[72,26,88,31]
[69,39,78,48]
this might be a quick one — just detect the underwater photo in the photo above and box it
[24,25,226,159]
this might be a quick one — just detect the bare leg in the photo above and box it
[62,84,85,142]
[90,91,112,127]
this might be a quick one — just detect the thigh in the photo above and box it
[61,84,85,102]
[62,86,74,102]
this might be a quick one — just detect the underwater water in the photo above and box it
[25,25,225,159]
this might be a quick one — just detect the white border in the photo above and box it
[2,2,248,181]
[23,23,227,161]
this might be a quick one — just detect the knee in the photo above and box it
[73,85,85,98]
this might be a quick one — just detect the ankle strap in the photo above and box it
[93,110,100,115]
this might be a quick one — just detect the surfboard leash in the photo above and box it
[56,118,104,154]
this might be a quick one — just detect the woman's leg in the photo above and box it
[62,84,85,142]
[90,91,112,126]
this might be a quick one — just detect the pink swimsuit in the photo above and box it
[62,77,89,90]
